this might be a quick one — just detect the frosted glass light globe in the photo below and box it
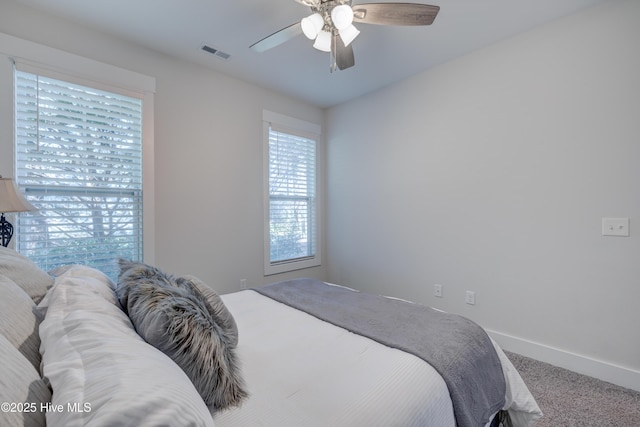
[313,30,332,52]
[339,24,360,46]
[301,13,324,39]
[331,5,353,31]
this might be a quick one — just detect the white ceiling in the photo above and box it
[10,0,607,108]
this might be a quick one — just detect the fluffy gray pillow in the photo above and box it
[115,260,247,410]
[176,275,239,348]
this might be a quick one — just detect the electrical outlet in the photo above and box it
[602,217,630,237]
[240,279,247,290]
[434,284,443,298]
[465,291,475,305]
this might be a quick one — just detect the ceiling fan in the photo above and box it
[250,1,440,72]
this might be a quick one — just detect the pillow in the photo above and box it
[0,334,51,427]
[38,265,215,427]
[117,260,239,348]
[176,275,239,348]
[0,246,53,303]
[0,275,42,370]
[116,260,247,410]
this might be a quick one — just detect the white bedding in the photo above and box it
[215,290,542,427]
[38,267,541,426]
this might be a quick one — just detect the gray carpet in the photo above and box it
[505,351,640,427]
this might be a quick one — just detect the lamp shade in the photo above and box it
[301,13,324,40]
[0,177,36,213]
[313,30,332,52]
[339,24,360,47]
[331,5,354,30]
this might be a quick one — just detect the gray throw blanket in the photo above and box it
[253,278,506,427]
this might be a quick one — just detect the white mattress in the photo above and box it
[215,290,542,427]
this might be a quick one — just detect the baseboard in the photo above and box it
[487,329,640,393]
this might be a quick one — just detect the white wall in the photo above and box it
[326,0,640,389]
[0,0,326,293]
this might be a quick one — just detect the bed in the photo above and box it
[0,246,542,427]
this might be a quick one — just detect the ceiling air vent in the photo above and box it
[201,45,231,60]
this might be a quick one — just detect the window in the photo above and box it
[263,111,321,275]
[14,69,144,280]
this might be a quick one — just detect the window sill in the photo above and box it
[264,257,321,276]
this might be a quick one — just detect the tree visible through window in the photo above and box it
[263,111,321,275]
[14,70,143,280]
[269,128,317,263]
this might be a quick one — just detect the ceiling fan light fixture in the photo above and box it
[339,24,360,47]
[313,30,332,52]
[250,1,441,73]
[330,4,354,30]
[301,13,324,39]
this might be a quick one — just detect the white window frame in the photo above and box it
[263,110,322,276]
[0,33,156,263]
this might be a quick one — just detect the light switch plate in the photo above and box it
[602,218,630,237]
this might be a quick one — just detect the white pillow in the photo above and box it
[0,246,53,303]
[0,275,42,370]
[38,265,215,427]
[0,334,50,427]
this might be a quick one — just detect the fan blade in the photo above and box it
[353,3,440,26]
[334,35,355,70]
[250,22,303,52]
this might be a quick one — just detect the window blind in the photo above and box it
[14,70,143,280]
[268,126,317,265]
